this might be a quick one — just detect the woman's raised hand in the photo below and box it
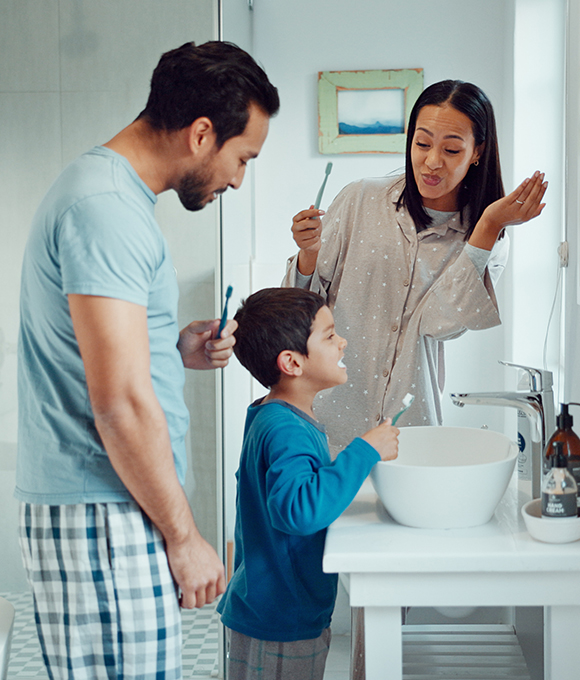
[487,170,547,227]
[469,171,548,250]
[291,205,325,275]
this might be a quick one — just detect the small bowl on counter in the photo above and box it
[521,498,580,544]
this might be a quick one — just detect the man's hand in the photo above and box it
[178,318,238,369]
[165,532,226,609]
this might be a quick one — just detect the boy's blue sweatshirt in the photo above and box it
[217,398,380,642]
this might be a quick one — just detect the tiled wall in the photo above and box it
[0,0,220,592]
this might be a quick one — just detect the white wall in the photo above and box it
[221,0,256,556]
[512,0,566,401]
[565,0,580,404]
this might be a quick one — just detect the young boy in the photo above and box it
[217,287,399,680]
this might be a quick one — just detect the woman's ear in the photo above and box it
[472,142,485,165]
[277,350,304,378]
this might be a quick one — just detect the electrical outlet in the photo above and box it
[558,241,569,267]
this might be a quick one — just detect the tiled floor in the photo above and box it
[0,591,221,679]
[1,589,351,679]
[1,590,352,679]
[2,591,48,679]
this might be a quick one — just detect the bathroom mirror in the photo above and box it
[220,3,567,677]
[220,0,566,542]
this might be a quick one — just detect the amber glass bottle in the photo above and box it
[543,404,580,515]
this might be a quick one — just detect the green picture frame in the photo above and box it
[318,68,424,154]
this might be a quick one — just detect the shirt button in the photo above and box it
[382,369,388,377]
[403,279,410,286]
[391,324,399,332]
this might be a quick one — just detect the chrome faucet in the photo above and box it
[450,361,555,499]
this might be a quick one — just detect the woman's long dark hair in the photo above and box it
[397,80,505,239]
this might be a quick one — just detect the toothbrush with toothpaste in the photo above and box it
[391,393,415,425]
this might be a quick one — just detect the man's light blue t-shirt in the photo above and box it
[15,146,190,504]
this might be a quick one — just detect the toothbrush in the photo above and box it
[310,162,333,219]
[217,285,233,338]
[391,393,415,425]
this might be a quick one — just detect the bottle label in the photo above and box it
[571,466,580,511]
[542,492,577,517]
[517,411,531,481]
[517,432,530,480]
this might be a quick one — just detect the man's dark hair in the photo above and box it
[138,41,280,147]
[233,288,326,388]
[397,79,505,239]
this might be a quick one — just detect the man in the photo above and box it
[15,41,279,679]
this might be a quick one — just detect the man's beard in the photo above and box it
[177,166,217,212]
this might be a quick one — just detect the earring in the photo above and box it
[473,160,479,166]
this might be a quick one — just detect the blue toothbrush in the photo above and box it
[314,162,333,209]
[218,285,233,338]
[310,162,333,219]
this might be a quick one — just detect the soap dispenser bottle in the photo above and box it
[543,404,580,515]
[542,442,578,518]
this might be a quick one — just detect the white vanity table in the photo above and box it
[323,479,580,680]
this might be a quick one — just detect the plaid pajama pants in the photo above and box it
[19,501,182,680]
[225,627,331,680]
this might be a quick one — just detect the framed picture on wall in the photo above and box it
[318,68,423,154]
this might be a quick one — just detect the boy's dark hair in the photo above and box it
[138,41,280,148]
[233,288,326,388]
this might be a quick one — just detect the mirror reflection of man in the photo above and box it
[16,41,279,680]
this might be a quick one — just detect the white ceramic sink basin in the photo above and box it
[370,426,518,529]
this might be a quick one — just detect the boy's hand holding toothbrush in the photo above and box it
[362,418,399,462]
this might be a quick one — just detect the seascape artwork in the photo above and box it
[337,88,405,135]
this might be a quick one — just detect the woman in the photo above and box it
[284,80,547,455]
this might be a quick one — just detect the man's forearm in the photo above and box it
[93,394,196,542]
[93,392,225,608]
